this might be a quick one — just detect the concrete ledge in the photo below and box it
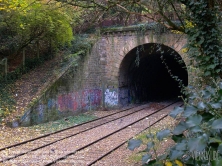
[101,22,181,34]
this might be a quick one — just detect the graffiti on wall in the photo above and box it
[58,89,102,112]
[47,99,57,109]
[21,88,102,126]
[105,88,118,107]
[59,93,79,111]
[37,104,44,120]
[119,88,129,106]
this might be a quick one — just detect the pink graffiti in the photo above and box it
[58,94,73,111]
[57,89,102,112]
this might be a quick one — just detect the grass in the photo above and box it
[0,82,15,120]
[127,117,176,163]
[128,153,145,163]
[30,113,97,134]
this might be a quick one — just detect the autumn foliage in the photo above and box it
[0,0,74,60]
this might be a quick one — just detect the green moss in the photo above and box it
[30,113,97,134]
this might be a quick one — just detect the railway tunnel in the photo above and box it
[119,43,188,105]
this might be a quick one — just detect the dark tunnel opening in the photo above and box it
[119,43,188,105]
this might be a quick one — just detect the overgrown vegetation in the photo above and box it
[0,0,98,122]
[128,117,176,164]
[0,84,15,122]
[129,81,222,165]
[120,0,222,165]
[1,0,222,165]
[0,0,79,120]
[183,0,222,78]
[60,0,222,165]
[0,0,76,59]
[0,34,95,123]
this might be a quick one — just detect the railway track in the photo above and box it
[0,100,182,166]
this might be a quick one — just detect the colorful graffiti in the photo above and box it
[21,88,103,126]
[81,89,101,109]
[58,94,74,111]
[104,88,118,106]
[58,89,102,112]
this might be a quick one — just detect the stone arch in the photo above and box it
[89,31,188,107]
[118,43,188,106]
[104,31,188,87]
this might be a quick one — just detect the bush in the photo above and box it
[128,79,222,165]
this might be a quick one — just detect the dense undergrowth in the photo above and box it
[0,35,94,123]
[128,0,222,165]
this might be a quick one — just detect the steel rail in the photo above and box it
[0,105,137,152]
[88,103,183,165]
[44,101,180,166]
[0,104,151,162]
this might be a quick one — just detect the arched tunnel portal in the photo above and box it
[118,43,188,105]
